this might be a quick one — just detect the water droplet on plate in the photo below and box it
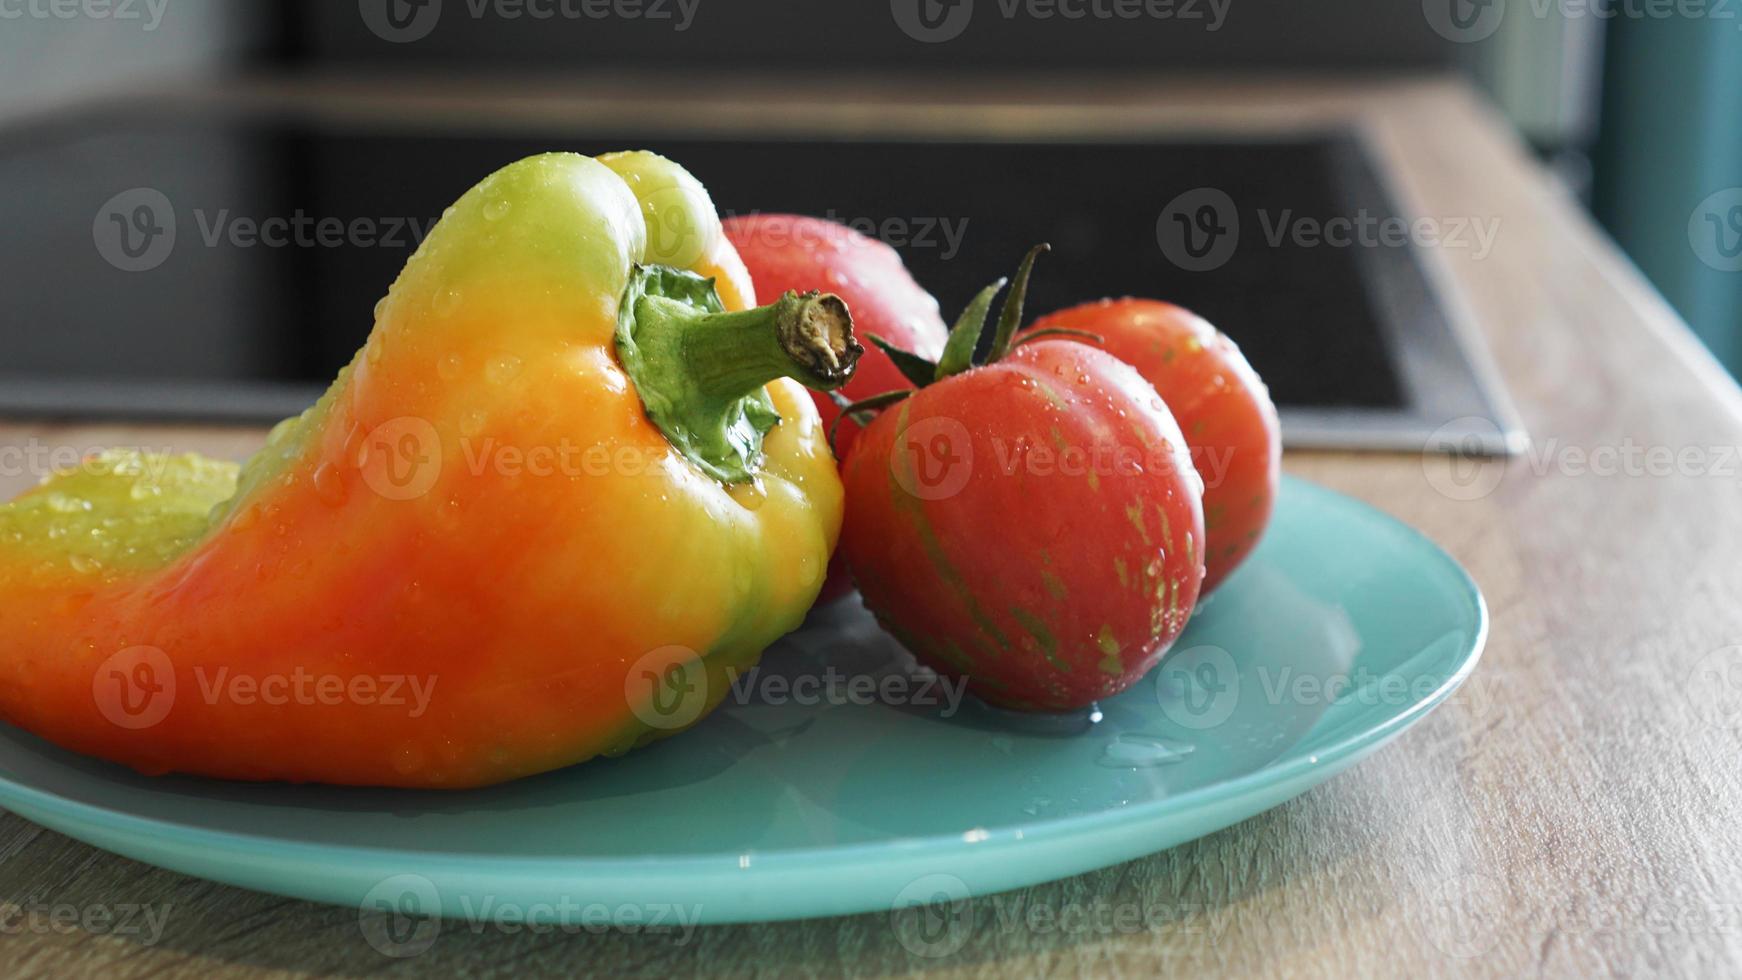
[1098,733,1195,769]
[968,699,1102,736]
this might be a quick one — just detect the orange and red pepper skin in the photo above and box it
[1027,300,1280,594]
[840,340,1207,712]
[723,214,949,604]
[0,151,855,788]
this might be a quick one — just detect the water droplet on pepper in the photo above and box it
[313,462,348,507]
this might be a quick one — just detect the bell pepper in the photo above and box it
[0,151,861,788]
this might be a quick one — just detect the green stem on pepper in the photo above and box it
[617,265,863,484]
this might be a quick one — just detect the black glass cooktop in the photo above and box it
[0,106,1517,452]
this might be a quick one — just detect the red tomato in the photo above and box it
[1027,300,1279,594]
[841,340,1206,712]
[724,214,948,603]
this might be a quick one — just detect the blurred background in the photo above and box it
[0,0,1736,433]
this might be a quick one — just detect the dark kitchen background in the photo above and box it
[0,1,1735,422]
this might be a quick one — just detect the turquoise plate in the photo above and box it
[0,476,1484,928]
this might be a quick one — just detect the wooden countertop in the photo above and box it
[4,75,1742,977]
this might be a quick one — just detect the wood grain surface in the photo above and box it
[3,75,1741,977]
